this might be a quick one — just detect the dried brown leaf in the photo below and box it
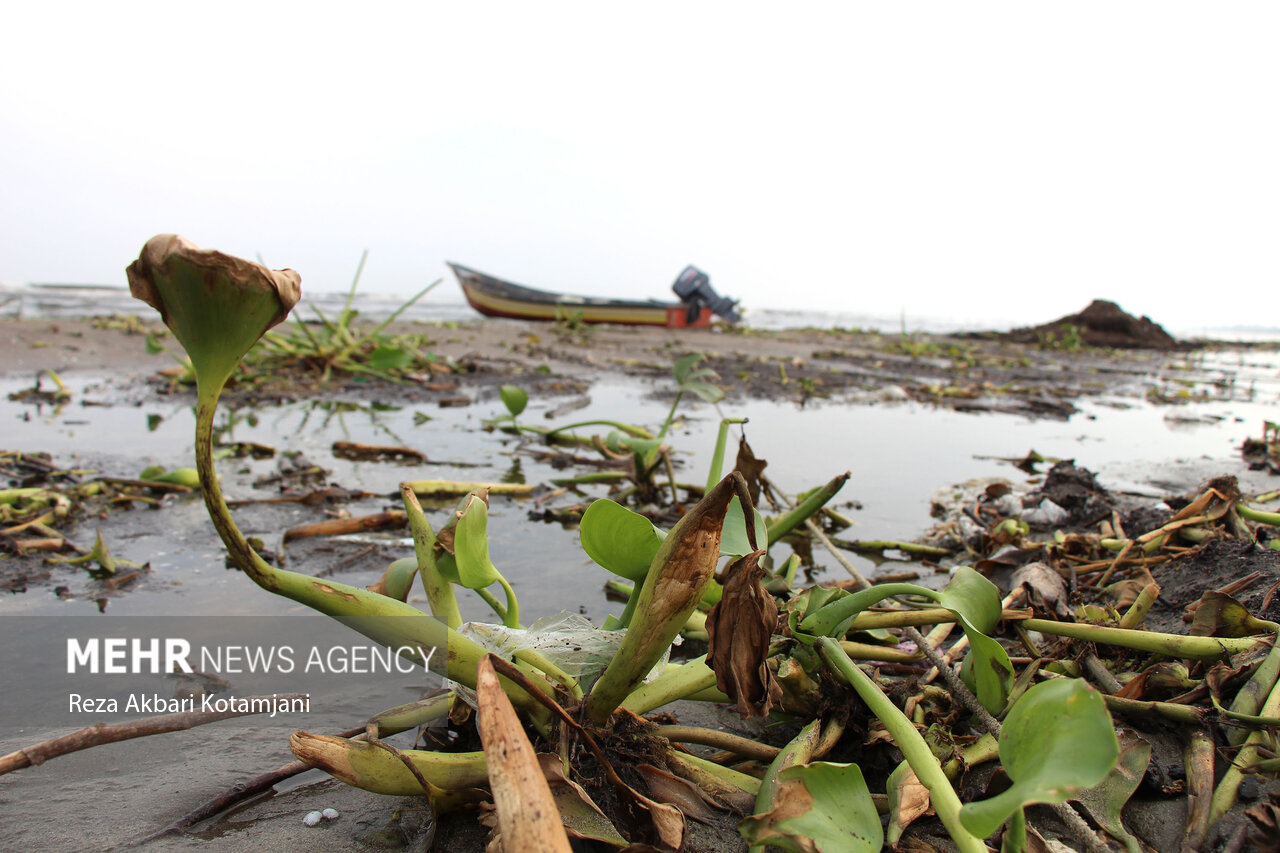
[1011,561,1071,617]
[636,763,720,824]
[887,765,932,843]
[706,548,782,718]
[536,754,630,848]
[732,437,768,506]
[476,656,572,853]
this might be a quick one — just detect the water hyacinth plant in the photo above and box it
[129,234,1279,852]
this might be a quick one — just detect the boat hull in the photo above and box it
[448,263,714,328]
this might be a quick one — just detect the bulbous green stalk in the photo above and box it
[194,375,548,728]
[585,473,745,724]
[620,654,721,715]
[128,236,549,727]
[290,731,489,795]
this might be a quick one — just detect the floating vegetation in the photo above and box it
[0,449,179,591]
[7,236,1280,851]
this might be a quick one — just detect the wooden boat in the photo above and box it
[448,262,740,328]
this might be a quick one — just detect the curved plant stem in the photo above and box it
[621,655,719,715]
[653,725,780,761]
[194,380,550,727]
[705,417,748,493]
[475,586,509,624]
[817,637,986,853]
[1022,618,1269,660]
[543,419,654,439]
[512,649,582,701]
[664,750,763,795]
[1211,662,1280,823]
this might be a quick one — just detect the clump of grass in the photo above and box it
[1036,323,1084,351]
[250,250,447,383]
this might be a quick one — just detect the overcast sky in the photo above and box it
[2,3,1275,332]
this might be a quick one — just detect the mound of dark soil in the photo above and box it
[1007,299,1179,350]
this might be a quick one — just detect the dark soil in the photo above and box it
[1143,539,1280,636]
[1003,299,1180,350]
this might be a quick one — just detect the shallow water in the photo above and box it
[1,347,1278,850]
[3,352,1278,624]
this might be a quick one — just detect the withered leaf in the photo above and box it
[886,762,932,844]
[476,656,573,852]
[536,754,630,848]
[636,763,720,823]
[706,549,782,718]
[1010,561,1071,618]
[732,437,768,507]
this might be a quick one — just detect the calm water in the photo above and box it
[2,351,1277,625]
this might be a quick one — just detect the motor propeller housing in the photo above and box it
[672,265,741,323]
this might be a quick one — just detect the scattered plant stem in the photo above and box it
[0,695,310,776]
[653,725,780,761]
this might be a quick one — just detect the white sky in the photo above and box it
[2,2,1276,331]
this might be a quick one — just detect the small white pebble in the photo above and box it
[302,811,322,827]
[321,808,339,821]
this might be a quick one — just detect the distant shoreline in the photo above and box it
[1,282,1277,341]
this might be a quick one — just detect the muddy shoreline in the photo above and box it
[3,314,1280,852]
[0,313,1248,411]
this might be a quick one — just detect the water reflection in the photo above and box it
[2,347,1278,628]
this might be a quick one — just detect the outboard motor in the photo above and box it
[672,265,741,324]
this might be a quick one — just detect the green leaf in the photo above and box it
[740,762,883,852]
[452,495,501,590]
[935,566,1002,635]
[365,345,414,371]
[940,567,1013,714]
[957,634,1015,716]
[605,430,664,458]
[721,495,767,558]
[684,380,725,404]
[959,679,1119,839]
[127,235,300,391]
[579,499,666,581]
[145,333,164,355]
[499,385,528,418]
[672,352,704,384]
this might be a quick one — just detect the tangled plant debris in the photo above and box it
[6,236,1280,852]
[0,448,203,596]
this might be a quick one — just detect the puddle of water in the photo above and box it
[3,357,1278,616]
[1,348,1278,850]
